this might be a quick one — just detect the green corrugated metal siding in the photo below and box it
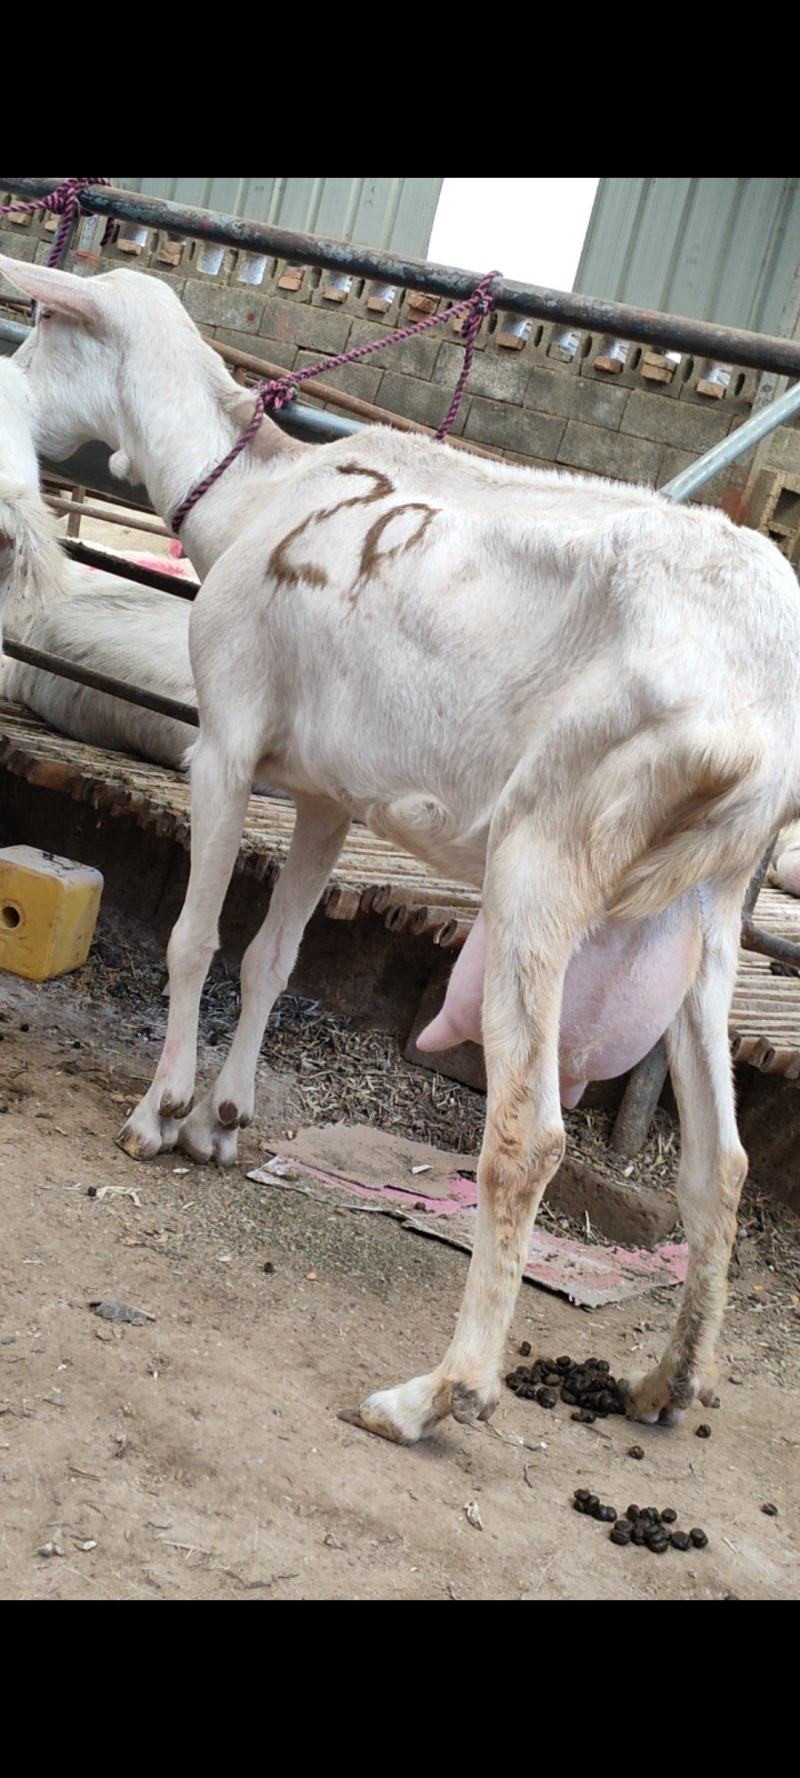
[114,177,443,259]
[575,178,800,335]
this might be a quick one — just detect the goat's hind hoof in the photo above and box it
[451,1381,497,1426]
[337,1404,412,1444]
[619,1369,685,1427]
[338,1372,480,1445]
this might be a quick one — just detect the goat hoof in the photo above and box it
[115,1120,161,1161]
[451,1381,497,1426]
[620,1368,687,1427]
[337,1404,412,1445]
[340,1372,463,1445]
[115,1096,179,1161]
[177,1098,241,1167]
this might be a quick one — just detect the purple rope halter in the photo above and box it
[0,177,113,268]
[171,269,502,533]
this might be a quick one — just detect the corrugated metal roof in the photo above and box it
[574,178,800,335]
[114,177,443,260]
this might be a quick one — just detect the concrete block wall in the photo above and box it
[3,198,800,518]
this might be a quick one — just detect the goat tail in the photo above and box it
[606,727,781,920]
[0,476,63,645]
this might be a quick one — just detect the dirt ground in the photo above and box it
[1,914,799,1602]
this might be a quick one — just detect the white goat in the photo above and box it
[768,819,800,897]
[0,357,195,769]
[0,353,56,638]
[4,254,800,1451]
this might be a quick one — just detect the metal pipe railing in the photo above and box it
[2,636,198,727]
[662,379,800,502]
[45,493,170,538]
[62,536,199,599]
[4,178,800,377]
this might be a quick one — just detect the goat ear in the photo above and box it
[0,255,105,326]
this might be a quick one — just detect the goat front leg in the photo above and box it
[622,883,747,1424]
[117,738,252,1160]
[178,795,350,1166]
[342,819,596,1443]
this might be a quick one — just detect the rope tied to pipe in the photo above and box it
[0,178,113,267]
[1,183,498,526]
[171,269,502,532]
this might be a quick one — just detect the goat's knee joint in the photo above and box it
[722,1146,748,1199]
[167,924,216,978]
[482,1125,565,1207]
[538,1129,567,1174]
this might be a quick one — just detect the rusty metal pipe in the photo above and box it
[740,918,800,969]
[62,537,199,599]
[209,337,503,462]
[2,636,199,728]
[5,179,800,376]
[45,493,170,538]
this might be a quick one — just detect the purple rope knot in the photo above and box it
[434,269,501,442]
[259,377,298,415]
[0,177,112,266]
[473,276,498,317]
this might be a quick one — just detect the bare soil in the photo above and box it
[1,915,799,1601]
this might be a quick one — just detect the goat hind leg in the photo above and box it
[178,795,350,1165]
[342,820,599,1444]
[117,739,252,1160]
[622,883,747,1425]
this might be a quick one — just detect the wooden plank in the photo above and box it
[2,705,800,1078]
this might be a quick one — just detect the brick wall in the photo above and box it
[2,198,800,544]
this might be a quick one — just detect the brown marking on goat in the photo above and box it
[355,503,437,596]
[481,1063,566,1220]
[159,1093,193,1120]
[325,463,395,516]
[267,465,394,590]
[268,515,330,590]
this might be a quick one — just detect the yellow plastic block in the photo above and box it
[0,845,103,982]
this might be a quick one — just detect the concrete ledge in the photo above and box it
[547,1155,678,1249]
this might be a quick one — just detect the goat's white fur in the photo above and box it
[767,816,800,897]
[3,252,800,1446]
[0,356,194,768]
